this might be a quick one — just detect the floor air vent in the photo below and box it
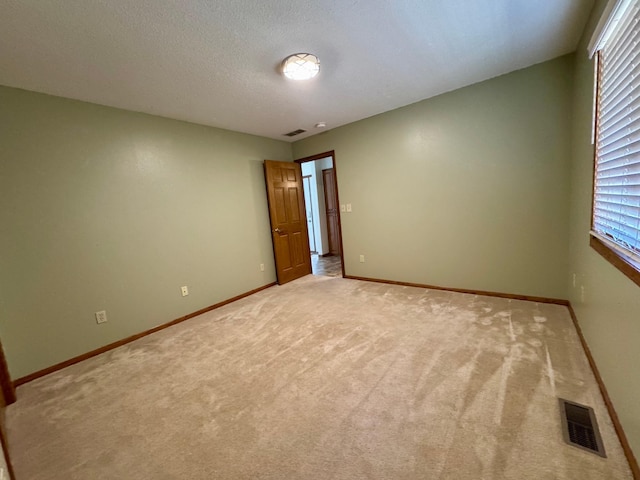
[559,398,606,457]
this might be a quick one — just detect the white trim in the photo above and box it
[588,0,635,57]
[590,230,640,266]
[591,53,599,145]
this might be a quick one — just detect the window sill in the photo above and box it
[590,236,640,288]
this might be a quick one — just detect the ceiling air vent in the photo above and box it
[559,398,606,457]
[284,129,306,137]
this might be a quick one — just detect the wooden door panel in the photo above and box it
[274,188,288,224]
[288,187,301,222]
[264,160,312,284]
[328,215,340,253]
[291,231,306,266]
[276,235,292,270]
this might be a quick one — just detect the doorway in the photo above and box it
[296,151,345,278]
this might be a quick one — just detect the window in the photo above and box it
[590,0,640,286]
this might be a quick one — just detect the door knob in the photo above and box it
[274,228,282,233]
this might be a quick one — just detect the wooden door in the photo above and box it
[322,168,341,255]
[264,160,312,284]
[0,340,16,480]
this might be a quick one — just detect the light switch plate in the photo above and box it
[95,310,107,324]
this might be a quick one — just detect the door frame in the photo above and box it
[294,151,346,278]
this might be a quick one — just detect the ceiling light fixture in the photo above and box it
[282,53,320,80]
[315,122,326,128]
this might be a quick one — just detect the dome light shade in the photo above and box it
[282,53,320,80]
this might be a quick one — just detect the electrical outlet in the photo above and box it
[572,273,576,288]
[95,310,107,324]
[260,263,265,272]
[340,204,346,212]
[359,254,365,263]
[181,286,189,297]
[346,203,352,212]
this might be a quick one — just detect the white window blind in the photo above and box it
[593,1,640,265]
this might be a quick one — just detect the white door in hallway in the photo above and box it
[302,175,316,253]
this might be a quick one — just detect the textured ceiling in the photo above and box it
[0,0,594,142]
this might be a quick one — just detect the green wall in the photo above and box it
[0,86,291,378]
[568,0,640,455]
[293,56,574,299]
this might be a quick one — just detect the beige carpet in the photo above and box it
[6,276,633,479]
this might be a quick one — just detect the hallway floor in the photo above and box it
[311,254,342,277]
